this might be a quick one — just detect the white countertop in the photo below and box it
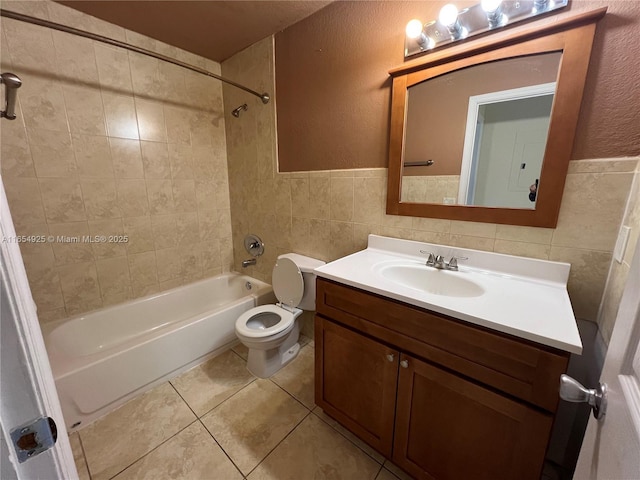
[314,235,582,354]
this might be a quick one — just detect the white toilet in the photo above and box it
[235,253,325,378]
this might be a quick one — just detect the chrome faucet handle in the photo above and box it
[447,256,468,271]
[420,250,436,266]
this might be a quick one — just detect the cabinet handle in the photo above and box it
[385,354,395,362]
[400,359,409,368]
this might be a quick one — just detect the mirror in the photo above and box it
[387,8,606,227]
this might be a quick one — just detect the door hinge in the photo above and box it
[10,417,58,463]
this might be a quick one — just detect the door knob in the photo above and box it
[559,374,607,420]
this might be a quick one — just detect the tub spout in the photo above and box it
[242,258,256,268]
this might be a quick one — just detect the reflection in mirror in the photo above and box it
[400,52,561,209]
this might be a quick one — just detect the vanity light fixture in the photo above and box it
[481,0,506,28]
[438,4,467,39]
[404,0,569,58]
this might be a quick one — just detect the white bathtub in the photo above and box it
[42,273,275,432]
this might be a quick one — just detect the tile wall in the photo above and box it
[1,0,233,323]
[223,38,640,338]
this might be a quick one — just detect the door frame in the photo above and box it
[0,180,77,479]
[458,82,557,204]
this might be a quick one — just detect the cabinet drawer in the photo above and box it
[316,278,569,412]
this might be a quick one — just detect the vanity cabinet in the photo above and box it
[314,278,569,480]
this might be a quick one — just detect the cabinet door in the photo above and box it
[315,316,399,456]
[393,353,553,480]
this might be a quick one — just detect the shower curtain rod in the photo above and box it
[0,9,271,104]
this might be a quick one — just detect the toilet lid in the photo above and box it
[272,257,304,308]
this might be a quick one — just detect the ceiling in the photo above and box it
[56,1,333,62]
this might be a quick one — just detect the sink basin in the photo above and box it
[377,264,485,298]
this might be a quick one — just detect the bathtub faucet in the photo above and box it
[242,258,256,268]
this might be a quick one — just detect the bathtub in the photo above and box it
[42,273,275,432]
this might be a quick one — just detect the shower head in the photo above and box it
[1,72,22,120]
[232,103,248,118]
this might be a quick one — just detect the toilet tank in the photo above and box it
[278,253,325,311]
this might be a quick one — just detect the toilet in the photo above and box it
[235,253,325,378]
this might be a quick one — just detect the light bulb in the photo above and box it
[481,0,502,13]
[438,4,459,27]
[405,19,424,39]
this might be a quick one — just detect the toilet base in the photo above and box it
[246,323,300,378]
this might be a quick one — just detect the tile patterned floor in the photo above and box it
[70,338,412,480]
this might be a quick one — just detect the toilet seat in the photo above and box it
[235,304,297,339]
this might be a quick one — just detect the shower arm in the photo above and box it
[0,72,22,120]
[0,9,270,105]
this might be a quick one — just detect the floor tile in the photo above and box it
[247,413,380,480]
[376,467,401,480]
[271,344,315,408]
[170,349,255,416]
[79,382,196,480]
[313,407,385,464]
[231,342,249,360]
[383,460,415,480]
[69,432,90,480]
[112,421,243,480]
[201,379,309,475]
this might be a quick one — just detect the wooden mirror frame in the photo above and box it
[386,8,607,228]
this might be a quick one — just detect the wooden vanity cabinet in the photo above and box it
[314,278,570,480]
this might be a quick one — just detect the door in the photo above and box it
[0,181,77,479]
[574,238,640,478]
[392,353,553,480]
[314,316,398,456]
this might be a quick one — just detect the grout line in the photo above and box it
[76,433,93,480]
[310,408,385,466]
[198,417,245,479]
[168,379,200,419]
[105,419,199,480]
[244,409,312,478]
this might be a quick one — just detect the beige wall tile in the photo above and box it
[21,248,65,312]
[309,176,330,220]
[96,256,131,300]
[172,180,197,213]
[164,106,192,144]
[63,84,107,136]
[1,121,36,178]
[412,217,451,233]
[146,179,175,215]
[353,177,385,225]
[451,220,497,238]
[493,240,551,260]
[57,261,102,315]
[550,247,612,321]
[110,138,144,179]
[48,221,93,265]
[449,234,495,252]
[116,179,149,217]
[94,43,133,93]
[151,214,178,249]
[52,30,99,84]
[290,177,310,218]
[330,177,354,222]
[177,212,200,245]
[123,216,154,254]
[597,260,630,345]
[552,172,634,251]
[88,218,127,259]
[168,144,194,179]
[80,179,119,219]
[567,158,638,174]
[3,18,56,75]
[19,77,69,133]
[128,251,158,292]
[495,224,553,245]
[73,134,114,178]
[140,141,170,179]
[39,178,86,223]
[135,99,167,143]
[102,92,139,140]
[27,128,76,178]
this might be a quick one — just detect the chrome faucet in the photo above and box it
[420,250,467,271]
[242,258,256,268]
